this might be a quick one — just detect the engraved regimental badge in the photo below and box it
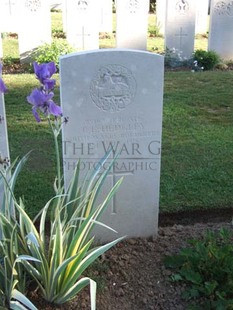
[214,1,233,16]
[90,65,137,113]
[25,0,41,12]
[175,0,189,15]
[76,0,89,11]
[128,0,140,14]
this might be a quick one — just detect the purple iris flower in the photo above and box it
[27,88,62,122]
[0,63,8,93]
[33,62,56,84]
[43,79,56,91]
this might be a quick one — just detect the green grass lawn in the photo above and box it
[1,11,232,217]
[161,71,233,212]
[2,70,233,217]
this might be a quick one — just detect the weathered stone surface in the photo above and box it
[208,0,233,60]
[116,0,149,50]
[60,49,164,242]
[195,0,209,34]
[65,0,99,50]
[165,0,196,59]
[18,0,51,62]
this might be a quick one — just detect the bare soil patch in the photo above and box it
[28,212,233,310]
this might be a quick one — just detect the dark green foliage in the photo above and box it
[164,228,233,309]
[32,39,75,70]
[52,29,66,39]
[2,56,19,66]
[112,0,116,13]
[150,0,156,13]
[148,24,160,37]
[1,32,14,39]
[193,49,221,71]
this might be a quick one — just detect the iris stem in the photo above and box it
[48,117,61,194]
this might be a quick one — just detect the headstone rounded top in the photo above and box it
[90,64,137,113]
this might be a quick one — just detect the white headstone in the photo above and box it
[99,0,112,33]
[208,0,233,60]
[18,0,51,62]
[0,88,10,212]
[0,0,20,33]
[165,0,196,59]
[195,0,209,34]
[156,0,167,36]
[65,0,99,50]
[62,0,67,34]
[60,49,164,242]
[116,0,150,50]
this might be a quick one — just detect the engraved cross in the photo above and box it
[108,166,134,214]
[100,7,104,25]
[175,27,188,51]
[78,26,91,50]
[5,0,16,14]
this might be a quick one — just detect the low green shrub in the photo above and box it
[32,40,75,70]
[1,33,11,39]
[52,29,66,39]
[193,49,221,71]
[164,228,233,309]
[2,56,19,66]
[148,24,160,37]
[163,47,191,68]
[150,0,156,13]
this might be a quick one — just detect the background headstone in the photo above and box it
[0,87,10,212]
[60,49,164,242]
[18,0,51,62]
[0,0,20,33]
[0,0,20,61]
[65,0,99,50]
[156,0,167,36]
[62,0,67,34]
[195,0,209,34]
[208,0,233,60]
[116,0,150,50]
[99,0,113,33]
[165,0,196,59]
